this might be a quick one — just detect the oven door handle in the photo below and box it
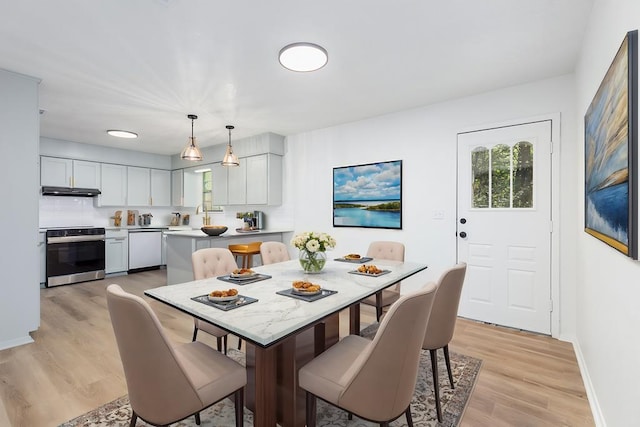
[47,235,106,244]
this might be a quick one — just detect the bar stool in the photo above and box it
[228,241,262,269]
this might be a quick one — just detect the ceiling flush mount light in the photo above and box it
[222,125,239,167]
[181,114,203,161]
[107,130,138,139]
[278,42,328,72]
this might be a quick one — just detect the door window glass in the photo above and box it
[512,141,534,208]
[471,141,534,209]
[471,147,489,208]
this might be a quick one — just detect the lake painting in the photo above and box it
[584,30,637,259]
[333,160,402,229]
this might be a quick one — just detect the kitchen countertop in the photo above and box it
[164,228,292,238]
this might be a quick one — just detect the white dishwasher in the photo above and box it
[128,229,162,270]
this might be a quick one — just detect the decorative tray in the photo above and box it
[348,269,391,277]
[276,288,337,302]
[217,274,272,285]
[334,256,373,264]
[191,294,258,311]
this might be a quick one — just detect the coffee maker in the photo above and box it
[253,211,265,229]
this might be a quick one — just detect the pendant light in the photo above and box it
[181,114,203,161]
[222,125,239,167]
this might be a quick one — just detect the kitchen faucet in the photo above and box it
[195,204,210,226]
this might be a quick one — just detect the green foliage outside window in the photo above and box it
[471,141,533,209]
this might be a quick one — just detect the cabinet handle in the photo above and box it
[150,197,153,206]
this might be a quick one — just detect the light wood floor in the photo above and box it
[0,270,594,426]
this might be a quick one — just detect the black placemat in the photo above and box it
[348,269,391,277]
[276,288,337,302]
[191,294,258,311]
[334,256,373,263]
[217,273,272,285]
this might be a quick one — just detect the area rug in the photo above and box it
[60,326,481,427]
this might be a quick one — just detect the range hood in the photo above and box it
[41,186,101,197]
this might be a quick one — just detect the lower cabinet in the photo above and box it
[106,229,129,274]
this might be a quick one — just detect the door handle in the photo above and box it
[459,231,467,238]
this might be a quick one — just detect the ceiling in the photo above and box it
[0,0,594,156]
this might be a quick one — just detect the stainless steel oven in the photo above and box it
[45,227,106,287]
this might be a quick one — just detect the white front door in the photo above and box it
[456,120,552,334]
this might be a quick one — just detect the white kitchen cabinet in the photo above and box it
[171,169,184,206]
[171,167,200,208]
[227,160,247,205]
[183,165,204,207]
[212,162,229,205]
[150,169,171,206]
[100,163,127,206]
[127,166,151,206]
[41,157,72,187]
[224,154,282,206]
[40,157,100,189]
[105,229,129,274]
[73,160,101,188]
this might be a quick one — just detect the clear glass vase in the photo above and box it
[299,250,327,273]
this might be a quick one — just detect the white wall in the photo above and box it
[0,69,40,349]
[574,0,640,425]
[286,74,578,338]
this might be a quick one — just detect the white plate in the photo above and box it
[230,273,258,281]
[208,294,239,303]
[291,287,322,296]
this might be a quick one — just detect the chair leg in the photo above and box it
[405,406,414,427]
[216,336,223,352]
[129,411,137,427]
[223,335,228,355]
[192,326,198,342]
[375,291,383,321]
[443,344,455,389]
[194,411,201,425]
[237,338,243,350]
[234,388,244,427]
[306,392,317,427]
[430,349,442,422]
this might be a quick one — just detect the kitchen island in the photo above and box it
[164,228,293,285]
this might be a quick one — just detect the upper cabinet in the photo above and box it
[100,163,127,206]
[177,166,203,208]
[127,166,171,206]
[247,154,282,205]
[41,156,100,188]
[127,166,150,206]
[151,169,171,206]
[211,162,229,206]
[227,161,247,205]
[220,154,282,206]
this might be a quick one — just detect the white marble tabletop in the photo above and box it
[145,258,428,347]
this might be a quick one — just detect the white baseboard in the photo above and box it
[572,339,606,427]
[0,335,34,351]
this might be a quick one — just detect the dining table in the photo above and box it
[144,257,428,427]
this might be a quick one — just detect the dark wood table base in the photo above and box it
[245,314,340,427]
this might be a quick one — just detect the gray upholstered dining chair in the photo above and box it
[299,282,438,427]
[259,241,291,265]
[106,284,246,427]
[423,262,467,422]
[192,248,239,354]
[361,241,405,321]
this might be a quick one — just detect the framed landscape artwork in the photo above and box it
[584,29,638,259]
[333,159,402,229]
